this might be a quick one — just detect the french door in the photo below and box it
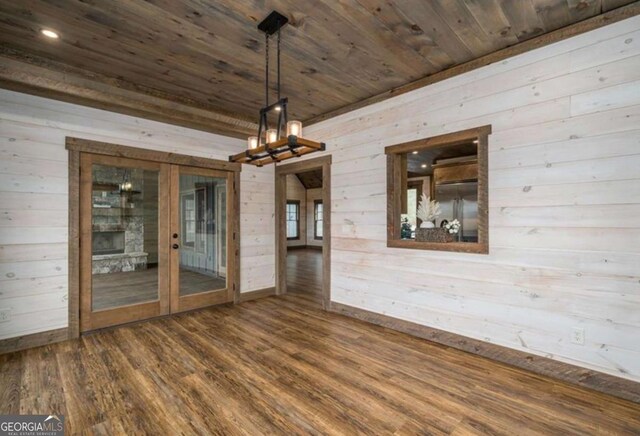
[169,166,233,313]
[80,154,234,332]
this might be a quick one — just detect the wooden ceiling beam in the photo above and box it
[0,47,257,138]
[305,2,640,126]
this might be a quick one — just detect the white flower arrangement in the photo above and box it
[416,193,441,228]
[444,219,461,234]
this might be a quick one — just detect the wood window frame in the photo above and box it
[314,199,323,241]
[384,125,491,254]
[286,200,301,240]
[66,137,241,339]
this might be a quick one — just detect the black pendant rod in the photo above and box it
[277,22,281,101]
[265,33,269,107]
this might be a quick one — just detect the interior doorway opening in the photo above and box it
[275,156,331,309]
[285,170,324,301]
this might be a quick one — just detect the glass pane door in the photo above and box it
[80,154,169,332]
[171,167,232,312]
[91,164,160,309]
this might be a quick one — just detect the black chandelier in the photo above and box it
[229,11,325,167]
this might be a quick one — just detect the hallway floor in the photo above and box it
[286,248,323,298]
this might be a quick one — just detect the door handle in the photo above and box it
[172,244,179,250]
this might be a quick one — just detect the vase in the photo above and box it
[420,221,435,228]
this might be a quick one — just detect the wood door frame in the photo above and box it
[275,155,331,309]
[67,137,241,338]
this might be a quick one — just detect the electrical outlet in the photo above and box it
[0,308,11,323]
[571,327,585,345]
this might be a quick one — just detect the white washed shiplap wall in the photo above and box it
[0,90,274,339]
[286,175,307,247]
[293,16,640,381]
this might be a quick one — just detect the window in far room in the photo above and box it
[286,200,300,240]
[314,200,323,240]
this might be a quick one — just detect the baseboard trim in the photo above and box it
[0,327,69,355]
[329,301,640,404]
[287,245,323,251]
[238,286,276,303]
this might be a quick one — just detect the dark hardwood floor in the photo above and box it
[287,248,322,298]
[3,249,640,433]
[2,291,640,434]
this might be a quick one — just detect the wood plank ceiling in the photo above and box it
[0,0,637,137]
[296,169,323,189]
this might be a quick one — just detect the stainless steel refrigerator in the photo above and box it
[434,182,478,243]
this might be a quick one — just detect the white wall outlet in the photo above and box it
[571,327,585,345]
[0,308,11,323]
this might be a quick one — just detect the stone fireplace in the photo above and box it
[91,166,150,275]
[92,230,125,255]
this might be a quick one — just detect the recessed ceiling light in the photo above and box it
[41,29,59,39]
[473,139,479,144]
[412,151,418,154]
[421,164,427,168]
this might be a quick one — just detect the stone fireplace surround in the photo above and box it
[91,166,149,275]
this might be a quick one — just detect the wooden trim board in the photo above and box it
[66,137,241,172]
[275,155,332,309]
[232,170,242,304]
[0,328,69,355]
[330,302,640,404]
[238,287,276,303]
[305,3,640,126]
[287,245,323,251]
[68,150,81,339]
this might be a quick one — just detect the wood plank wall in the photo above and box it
[286,175,307,247]
[294,16,640,382]
[0,90,275,340]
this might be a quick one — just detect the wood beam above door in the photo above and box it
[0,47,257,139]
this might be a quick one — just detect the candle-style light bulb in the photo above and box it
[266,129,278,144]
[247,136,259,149]
[286,120,302,137]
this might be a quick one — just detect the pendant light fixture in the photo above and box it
[229,11,325,167]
